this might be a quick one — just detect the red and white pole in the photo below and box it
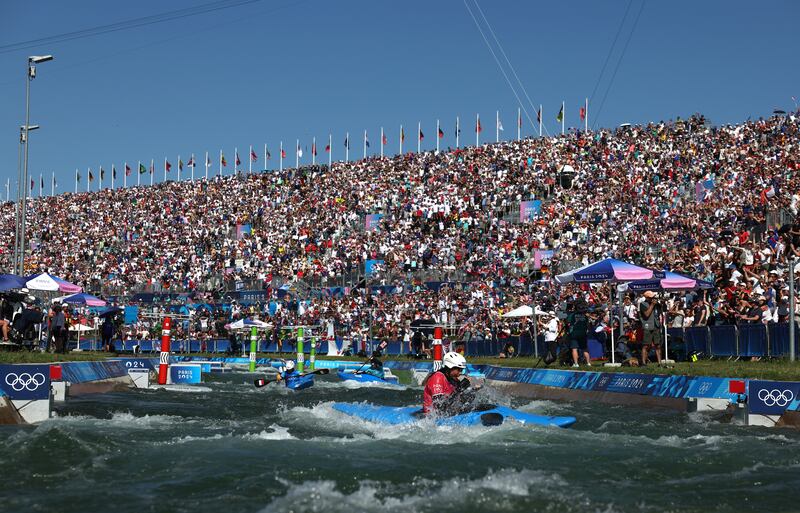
[432,326,443,371]
[157,316,171,385]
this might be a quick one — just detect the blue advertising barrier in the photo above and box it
[169,364,202,384]
[0,364,50,400]
[59,361,129,384]
[684,327,710,356]
[484,366,740,401]
[749,380,800,416]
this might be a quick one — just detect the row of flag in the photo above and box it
[15,104,593,198]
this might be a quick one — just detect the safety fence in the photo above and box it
[70,321,797,360]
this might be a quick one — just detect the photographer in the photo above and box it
[639,291,664,365]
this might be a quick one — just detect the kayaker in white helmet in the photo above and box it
[422,351,479,415]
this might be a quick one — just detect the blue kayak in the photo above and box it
[285,374,314,391]
[337,370,400,385]
[331,402,576,428]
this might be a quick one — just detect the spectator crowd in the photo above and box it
[3,112,800,353]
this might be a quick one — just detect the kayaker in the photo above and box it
[360,354,385,379]
[422,352,478,415]
[278,360,299,387]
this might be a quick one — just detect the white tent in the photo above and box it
[502,305,549,318]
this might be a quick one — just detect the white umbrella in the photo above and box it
[68,323,95,332]
[26,273,82,293]
[502,305,549,318]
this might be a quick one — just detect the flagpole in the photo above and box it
[436,119,440,152]
[280,141,283,171]
[39,173,42,198]
[399,124,403,155]
[517,107,521,141]
[496,110,499,143]
[124,162,127,188]
[539,104,543,138]
[51,172,55,196]
[561,100,565,135]
[137,161,141,187]
[219,150,223,177]
[111,165,114,190]
[204,152,209,181]
[76,169,79,193]
[345,132,349,162]
[87,167,90,193]
[476,114,480,146]
[177,155,181,181]
[248,146,252,174]
[296,139,299,168]
[191,153,195,182]
[456,116,460,148]
[164,157,167,182]
[150,159,154,186]
[328,134,332,167]
[264,144,267,172]
[312,137,316,165]
[363,130,367,160]
[585,97,589,132]
[417,122,421,153]
[6,178,9,202]
[380,127,384,158]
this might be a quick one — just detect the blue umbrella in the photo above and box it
[0,274,27,292]
[555,258,655,284]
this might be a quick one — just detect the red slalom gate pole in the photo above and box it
[158,316,172,385]
[432,326,443,371]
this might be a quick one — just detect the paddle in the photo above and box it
[253,368,330,388]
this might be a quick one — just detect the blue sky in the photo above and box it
[1,0,798,195]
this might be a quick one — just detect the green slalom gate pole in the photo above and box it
[296,327,305,373]
[249,326,258,372]
[310,336,316,370]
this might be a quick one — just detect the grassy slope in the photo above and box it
[2,352,799,381]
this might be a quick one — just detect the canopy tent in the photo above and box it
[26,273,82,293]
[555,258,655,284]
[627,271,714,292]
[0,274,28,292]
[502,305,550,318]
[55,292,107,307]
[225,318,272,331]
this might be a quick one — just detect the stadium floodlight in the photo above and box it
[15,53,53,274]
[29,55,54,64]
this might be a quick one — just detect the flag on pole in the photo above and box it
[89,170,94,182]
[166,161,172,172]
[179,159,184,171]
[537,108,542,123]
[365,134,370,147]
[187,157,194,167]
[265,148,271,160]
[418,129,424,140]
[125,164,132,176]
[556,105,564,123]
[149,162,154,174]
[30,179,34,190]
[476,119,482,132]
[250,149,258,162]
[280,148,286,159]
[518,112,523,128]
[312,142,317,155]
[139,163,147,174]
[221,153,227,167]
[324,143,330,153]
[497,119,504,131]
[400,127,405,142]
[112,165,117,179]
[297,144,303,158]
[382,133,388,145]
[100,167,105,180]
[579,106,586,121]
[206,154,212,167]
[344,135,350,149]
[235,152,241,166]
[40,176,44,189]
[77,171,81,183]
[438,127,444,138]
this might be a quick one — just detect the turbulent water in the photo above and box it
[2,372,800,513]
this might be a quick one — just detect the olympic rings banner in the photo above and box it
[748,380,800,416]
[0,364,51,400]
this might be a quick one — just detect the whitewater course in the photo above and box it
[2,338,800,513]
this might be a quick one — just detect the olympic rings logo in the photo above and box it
[4,372,46,392]
[757,388,795,407]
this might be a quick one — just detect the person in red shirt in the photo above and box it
[422,352,478,415]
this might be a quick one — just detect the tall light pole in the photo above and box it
[18,54,53,275]
[14,124,40,274]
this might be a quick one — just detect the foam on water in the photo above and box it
[315,379,409,391]
[259,468,569,513]
[242,424,298,441]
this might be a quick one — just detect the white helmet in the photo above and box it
[284,360,295,372]
[442,351,466,370]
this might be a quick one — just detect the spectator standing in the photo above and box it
[639,291,663,365]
